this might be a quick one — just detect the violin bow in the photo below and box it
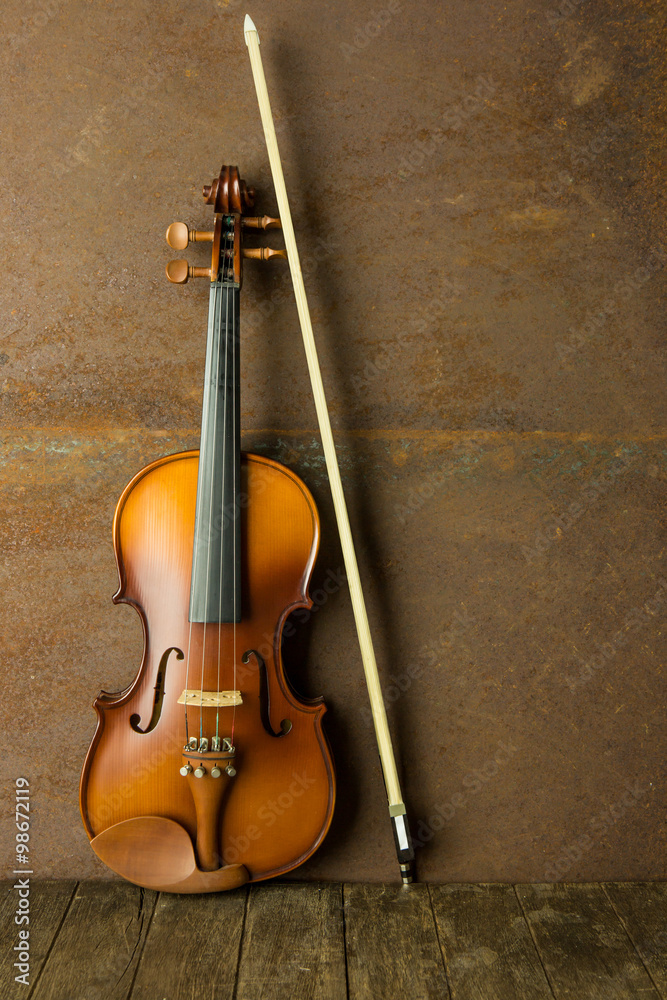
[244,15,415,884]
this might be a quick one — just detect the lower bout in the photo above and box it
[81,725,335,883]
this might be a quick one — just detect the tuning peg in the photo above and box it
[166,222,214,250]
[242,247,287,262]
[241,216,282,231]
[166,259,211,284]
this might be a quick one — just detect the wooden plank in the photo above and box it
[517,883,661,999]
[604,882,667,997]
[30,882,156,1000]
[130,886,247,1000]
[0,880,76,1000]
[235,882,346,1000]
[345,883,449,1000]
[431,884,554,999]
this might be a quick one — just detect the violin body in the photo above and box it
[81,449,334,891]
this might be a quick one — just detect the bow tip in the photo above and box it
[244,14,258,38]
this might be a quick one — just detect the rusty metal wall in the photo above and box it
[1,0,665,882]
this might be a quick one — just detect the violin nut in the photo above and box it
[179,763,193,777]
[194,765,206,778]
[225,764,237,777]
[210,765,222,779]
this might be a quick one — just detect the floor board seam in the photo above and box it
[601,882,665,1000]
[126,888,160,1000]
[230,885,250,1000]
[341,882,350,1000]
[27,880,79,1000]
[512,884,558,1000]
[425,883,453,999]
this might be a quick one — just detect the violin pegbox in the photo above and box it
[165,164,286,286]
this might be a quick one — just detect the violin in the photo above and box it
[79,165,335,893]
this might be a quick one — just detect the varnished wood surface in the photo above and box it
[80,451,335,890]
[1,881,666,999]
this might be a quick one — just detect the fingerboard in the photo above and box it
[189,281,241,623]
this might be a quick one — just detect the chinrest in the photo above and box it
[90,816,249,894]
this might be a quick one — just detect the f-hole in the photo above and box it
[242,649,292,737]
[130,646,183,734]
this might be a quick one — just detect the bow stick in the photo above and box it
[244,14,415,884]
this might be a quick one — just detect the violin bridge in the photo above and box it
[177,689,243,707]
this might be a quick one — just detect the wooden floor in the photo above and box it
[1,881,666,999]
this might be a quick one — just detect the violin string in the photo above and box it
[231,253,237,748]
[200,232,227,744]
[216,220,232,743]
[184,545,195,745]
[183,276,218,747]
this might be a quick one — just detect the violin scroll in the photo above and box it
[203,164,255,214]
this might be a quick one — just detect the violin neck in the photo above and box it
[189,280,241,623]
